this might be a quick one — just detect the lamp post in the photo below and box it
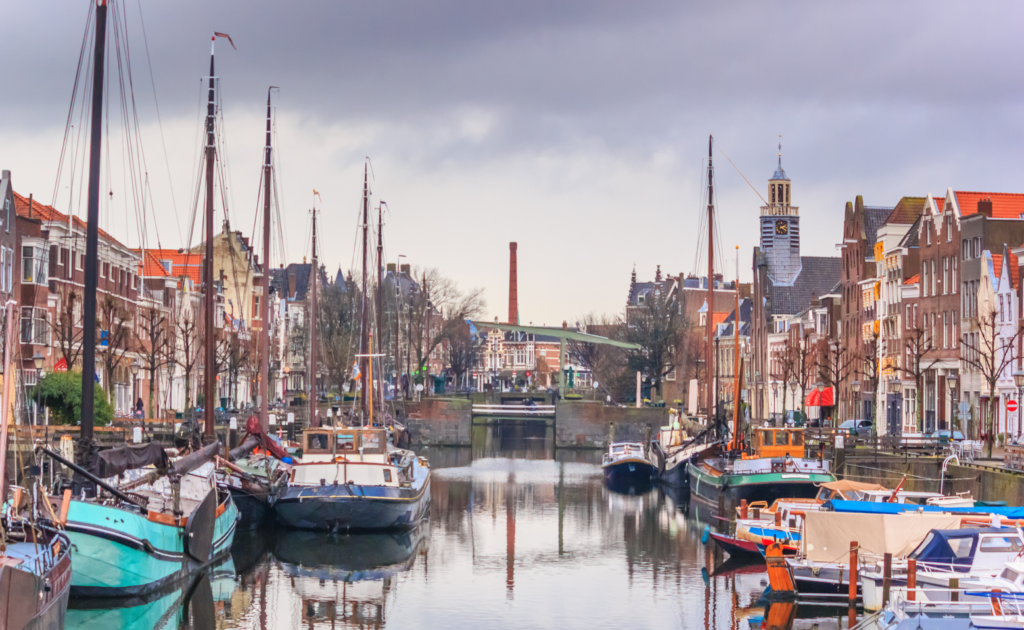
[1012,371,1024,439]
[32,353,44,426]
[851,379,860,424]
[167,362,177,414]
[756,379,765,422]
[771,381,779,424]
[788,379,798,425]
[948,372,960,434]
[130,360,140,417]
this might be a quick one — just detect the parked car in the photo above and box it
[838,419,873,436]
[926,429,966,442]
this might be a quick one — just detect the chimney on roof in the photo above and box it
[978,198,993,218]
[562,320,567,330]
[387,263,396,273]
[27,193,33,219]
[508,242,519,325]
[288,269,296,299]
[400,264,410,274]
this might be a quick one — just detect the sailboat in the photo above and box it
[686,136,833,504]
[39,20,236,597]
[215,87,292,529]
[0,303,73,629]
[275,168,431,532]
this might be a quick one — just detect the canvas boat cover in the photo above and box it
[907,528,1009,572]
[820,480,887,493]
[90,442,169,479]
[803,511,961,564]
[827,499,1024,520]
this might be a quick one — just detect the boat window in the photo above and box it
[307,433,329,452]
[948,537,974,559]
[383,469,392,483]
[980,536,1024,553]
[762,432,773,447]
[1000,567,1021,582]
[790,432,803,447]
[816,488,832,501]
[361,432,382,453]
[909,533,935,559]
[336,434,356,452]
[775,432,789,447]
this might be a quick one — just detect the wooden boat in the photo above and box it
[275,426,430,532]
[217,416,292,529]
[687,427,835,505]
[602,441,658,485]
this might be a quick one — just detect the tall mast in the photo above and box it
[376,204,384,377]
[359,164,370,419]
[705,135,715,432]
[203,35,217,440]
[309,209,318,427]
[259,88,273,432]
[80,0,109,443]
[732,245,741,450]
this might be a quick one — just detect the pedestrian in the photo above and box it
[134,397,145,419]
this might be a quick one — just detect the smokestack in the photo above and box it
[978,198,993,217]
[508,242,519,325]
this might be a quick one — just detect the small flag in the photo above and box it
[213,32,237,50]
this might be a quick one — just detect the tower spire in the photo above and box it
[778,134,782,169]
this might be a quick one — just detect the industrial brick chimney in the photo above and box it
[508,242,519,325]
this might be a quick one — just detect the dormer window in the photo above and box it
[161,259,173,273]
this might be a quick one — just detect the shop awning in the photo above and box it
[805,386,834,407]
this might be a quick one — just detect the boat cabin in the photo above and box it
[908,528,1024,574]
[752,427,807,459]
[292,427,405,489]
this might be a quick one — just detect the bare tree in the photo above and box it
[624,290,688,400]
[960,308,1024,458]
[814,337,858,427]
[98,296,135,404]
[569,313,630,402]
[446,322,480,390]
[772,333,814,418]
[318,280,358,396]
[900,326,938,433]
[175,308,202,413]
[139,305,171,416]
[407,268,485,386]
[54,290,83,367]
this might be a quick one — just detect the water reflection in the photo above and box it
[65,423,867,629]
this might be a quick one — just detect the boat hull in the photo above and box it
[687,462,833,505]
[66,493,238,598]
[602,458,657,485]
[228,486,274,530]
[276,476,431,532]
[708,532,763,558]
[0,530,72,630]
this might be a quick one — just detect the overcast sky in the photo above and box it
[2,1,1022,324]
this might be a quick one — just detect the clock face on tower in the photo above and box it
[775,220,789,235]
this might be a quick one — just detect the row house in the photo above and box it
[871,197,924,435]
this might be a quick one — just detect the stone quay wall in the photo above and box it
[404,398,472,446]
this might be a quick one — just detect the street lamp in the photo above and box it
[788,379,798,424]
[130,360,140,417]
[756,379,765,421]
[850,379,860,422]
[32,353,44,426]
[948,372,960,434]
[1012,371,1024,438]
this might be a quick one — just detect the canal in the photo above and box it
[64,423,851,629]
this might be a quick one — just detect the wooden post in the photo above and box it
[849,541,858,604]
[882,552,892,606]
[752,507,760,520]
[59,488,71,525]
[950,577,959,602]
[740,499,748,520]
[775,509,782,527]
[907,559,917,602]
[228,417,237,451]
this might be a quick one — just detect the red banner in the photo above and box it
[53,358,68,372]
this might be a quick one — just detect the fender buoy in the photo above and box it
[701,524,711,546]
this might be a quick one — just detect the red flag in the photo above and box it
[213,32,236,50]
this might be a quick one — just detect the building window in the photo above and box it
[21,246,48,285]
[931,260,936,296]
[906,304,911,330]
[943,257,949,295]
[77,253,84,271]
[946,216,952,242]
[962,239,969,259]
[925,221,931,246]
[943,311,948,348]
[161,260,172,274]
[952,257,957,293]
[973,237,981,258]
[20,307,50,345]
[101,262,107,278]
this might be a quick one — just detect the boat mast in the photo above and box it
[0,304,15,499]
[309,208,318,427]
[203,35,218,440]
[359,164,369,420]
[376,204,384,381]
[705,135,715,433]
[259,88,273,432]
[731,245,741,450]
[80,0,109,445]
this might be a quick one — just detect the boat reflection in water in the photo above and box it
[275,525,429,628]
[64,556,234,630]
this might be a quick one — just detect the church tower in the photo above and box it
[759,137,801,285]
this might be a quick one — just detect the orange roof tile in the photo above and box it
[12,191,128,250]
[711,312,729,327]
[144,248,203,284]
[954,191,1024,219]
[134,250,173,278]
[904,274,920,285]
[993,252,1020,290]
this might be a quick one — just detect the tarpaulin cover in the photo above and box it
[906,528,1009,572]
[827,499,1024,520]
[92,442,169,478]
[244,415,290,461]
[803,511,961,564]
[820,480,888,493]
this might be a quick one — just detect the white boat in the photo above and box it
[602,442,658,487]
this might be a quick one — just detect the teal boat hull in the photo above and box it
[65,491,238,597]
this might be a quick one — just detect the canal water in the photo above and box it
[64,423,853,629]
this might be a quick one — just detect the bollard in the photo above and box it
[133,426,143,444]
[740,499,748,520]
[607,422,615,447]
[229,417,238,450]
[882,553,892,606]
[907,559,917,602]
[950,577,959,602]
[849,541,858,604]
